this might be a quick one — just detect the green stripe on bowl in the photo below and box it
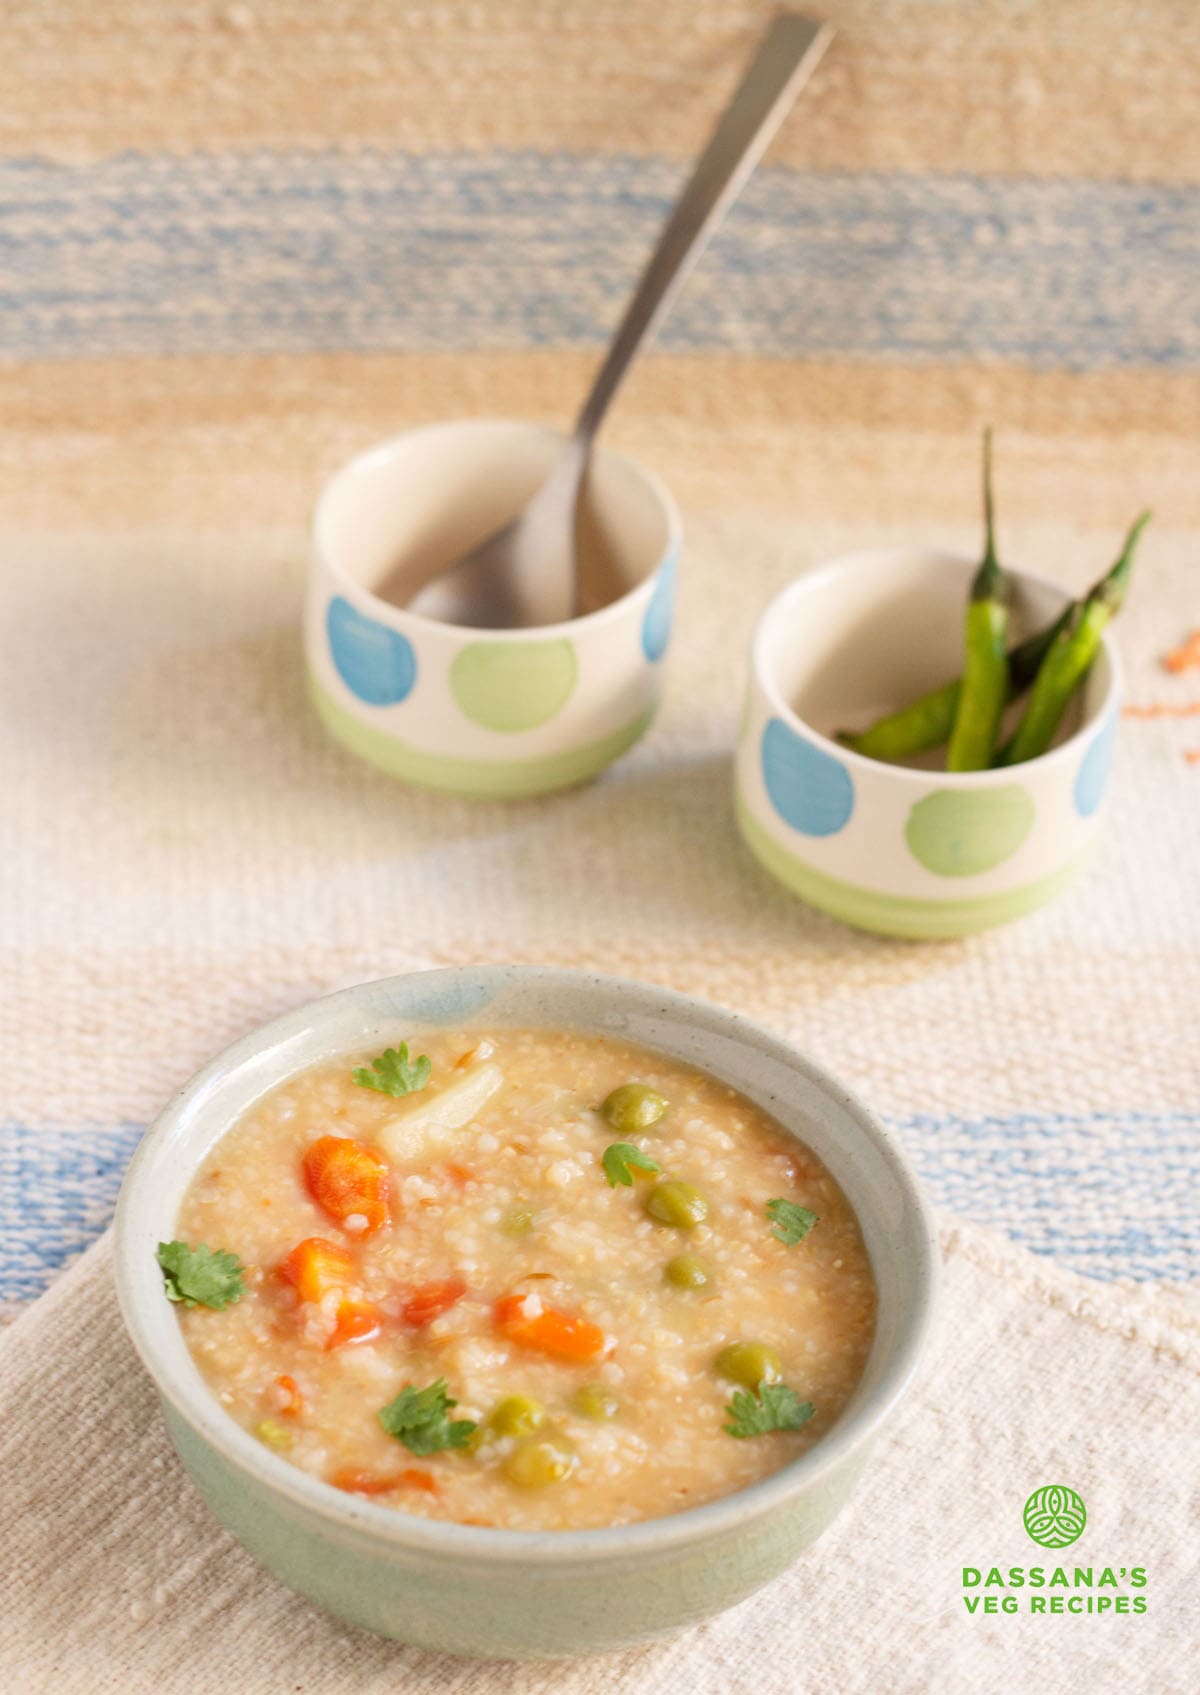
[310,677,653,799]
[735,795,1090,939]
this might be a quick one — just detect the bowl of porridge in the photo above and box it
[114,967,939,1658]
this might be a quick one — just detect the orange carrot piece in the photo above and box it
[278,1236,356,1303]
[398,1468,440,1495]
[302,1135,390,1234]
[443,1162,475,1188]
[326,1300,383,1350]
[402,1276,467,1328]
[331,1466,439,1497]
[332,1468,391,1495]
[494,1292,607,1362]
[274,1373,304,1416]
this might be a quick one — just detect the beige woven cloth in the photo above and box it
[1,1221,1196,1693]
[2,2,1199,1685]
[5,474,1198,1139]
[3,392,1199,1687]
[3,355,1199,1686]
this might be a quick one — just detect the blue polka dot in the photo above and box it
[641,550,678,663]
[1074,714,1116,818]
[327,596,416,705]
[761,718,855,837]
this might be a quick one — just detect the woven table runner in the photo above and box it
[2,2,1198,1688]
[1,1220,1196,1693]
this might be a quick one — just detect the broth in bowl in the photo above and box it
[167,1027,876,1531]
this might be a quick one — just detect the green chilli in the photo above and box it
[836,612,1068,764]
[1001,511,1149,766]
[947,429,1011,772]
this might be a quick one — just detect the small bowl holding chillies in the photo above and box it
[735,434,1148,938]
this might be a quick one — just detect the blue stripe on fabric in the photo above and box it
[894,1112,1200,1285]
[2,1112,1198,1304]
[0,150,1195,368]
[0,1123,144,1304]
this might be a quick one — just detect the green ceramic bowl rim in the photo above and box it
[310,418,683,641]
[114,966,940,1567]
[752,547,1123,787]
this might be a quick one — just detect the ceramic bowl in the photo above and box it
[735,547,1122,939]
[306,421,681,798]
[114,966,939,1659]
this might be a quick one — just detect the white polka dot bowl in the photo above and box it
[307,420,681,798]
[736,547,1122,939]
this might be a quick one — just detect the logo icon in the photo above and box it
[1023,1485,1087,1549]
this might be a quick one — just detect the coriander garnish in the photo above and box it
[353,1043,432,1098]
[156,1241,246,1310]
[601,1142,663,1188]
[378,1379,476,1456]
[724,1383,815,1439]
[765,1197,818,1246]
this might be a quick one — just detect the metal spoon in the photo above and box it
[407,13,833,629]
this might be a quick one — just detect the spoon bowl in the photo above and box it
[407,14,832,630]
[307,419,681,798]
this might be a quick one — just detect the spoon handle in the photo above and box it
[574,13,833,442]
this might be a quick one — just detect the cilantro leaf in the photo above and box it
[378,1379,476,1456]
[602,1142,663,1187]
[353,1043,432,1098]
[156,1241,246,1310]
[766,1197,819,1246]
[724,1383,816,1439]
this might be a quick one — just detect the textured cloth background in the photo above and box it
[1,0,1198,1688]
[2,1222,1197,1693]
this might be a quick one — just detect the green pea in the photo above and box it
[503,1432,578,1488]
[488,1395,546,1438]
[645,1179,709,1230]
[255,1419,293,1451]
[500,1203,538,1237]
[714,1341,783,1390]
[601,1083,668,1135]
[573,1382,620,1422]
[664,1253,710,1290]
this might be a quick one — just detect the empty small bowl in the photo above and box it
[307,420,681,799]
[735,547,1122,939]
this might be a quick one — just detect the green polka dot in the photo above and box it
[905,786,1035,877]
[450,639,578,732]
[737,795,1087,938]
